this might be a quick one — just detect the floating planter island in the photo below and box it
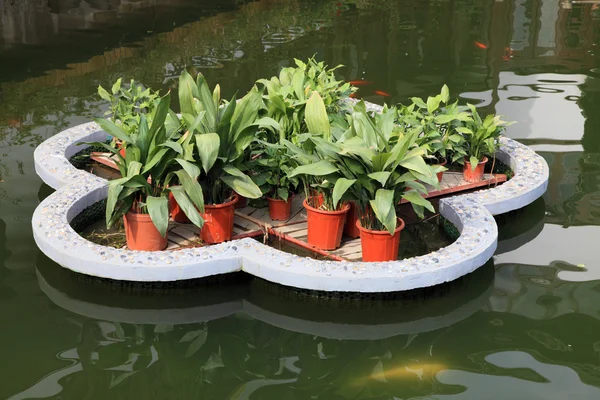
[32,99,548,293]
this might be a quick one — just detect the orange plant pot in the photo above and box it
[435,158,447,183]
[200,194,238,244]
[168,192,190,223]
[267,195,293,221]
[356,218,405,262]
[463,156,488,183]
[304,199,349,250]
[235,192,247,209]
[123,211,167,251]
[119,147,126,158]
[344,201,361,239]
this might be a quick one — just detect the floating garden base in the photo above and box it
[32,102,548,293]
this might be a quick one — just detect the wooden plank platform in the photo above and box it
[98,153,506,260]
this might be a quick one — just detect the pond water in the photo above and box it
[1,0,600,398]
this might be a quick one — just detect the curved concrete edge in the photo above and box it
[32,105,548,291]
[36,269,492,340]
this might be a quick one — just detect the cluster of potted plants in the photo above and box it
[89,57,510,262]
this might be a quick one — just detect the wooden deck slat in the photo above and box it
[273,222,308,234]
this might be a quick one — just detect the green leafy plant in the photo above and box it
[98,78,159,138]
[250,141,298,201]
[88,93,205,236]
[396,85,469,168]
[458,104,512,170]
[287,96,437,233]
[256,57,356,143]
[167,70,263,208]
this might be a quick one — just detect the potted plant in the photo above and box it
[171,71,263,243]
[283,92,353,250]
[89,93,205,251]
[256,56,356,144]
[458,104,511,183]
[97,78,159,157]
[396,85,468,183]
[334,102,438,261]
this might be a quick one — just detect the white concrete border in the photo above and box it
[32,104,548,292]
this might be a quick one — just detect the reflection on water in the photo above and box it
[2,0,600,398]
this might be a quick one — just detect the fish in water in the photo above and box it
[349,93,360,99]
[374,90,391,97]
[368,363,447,382]
[474,41,488,49]
[7,119,22,128]
[349,80,374,86]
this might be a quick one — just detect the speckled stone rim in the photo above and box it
[32,103,548,292]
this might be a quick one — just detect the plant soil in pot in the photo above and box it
[268,195,293,221]
[124,211,168,251]
[344,201,361,239]
[168,192,190,223]
[463,156,488,183]
[303,199,349,250]
[200,194,238,244]
[356,218,405,262]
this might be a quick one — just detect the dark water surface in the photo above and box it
[2,0,600,398]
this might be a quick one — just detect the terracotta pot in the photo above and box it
[356,218,405,262]
[200,194,238,244]
[119,147,126,158]
[235,192,247,209]
[267,195,293,221]
[434,158,447,183]
[304,199,350,250]
[344,201,361,239]
[463,156,488,183]
[123,211,167,251]
[168,192,190,223]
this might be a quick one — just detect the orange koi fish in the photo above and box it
[474,41,488,49]
[349,93,360,99]
[374,90,391,97]
[349,80,374,86]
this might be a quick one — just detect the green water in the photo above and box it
[2,0,600,398]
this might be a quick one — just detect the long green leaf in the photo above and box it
[332,178,356,209]
[147,196,169,237]
[288,160,338,177]
[94,118,130,143]
[401,190,434,216]
[195,133,220,174]
[175,170,205,214]
[370,189,396,234]
[196,73,217,130]
[305,91,331,140]
[221,165,262,199]
[105,184,123,229]
[169,186,205,229]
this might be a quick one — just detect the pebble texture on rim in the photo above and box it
[32,109,548,292]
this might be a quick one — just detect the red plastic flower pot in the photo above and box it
[200,194,238,244]
[267,195,293,221]
[344,201,361,239]
[435,158,447,183]
[304,199,350,250]
[235,192,247,209]
[463,156,488,183]
[124,211,167,251]
[168,192,190,223]
[356,218,405,262]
